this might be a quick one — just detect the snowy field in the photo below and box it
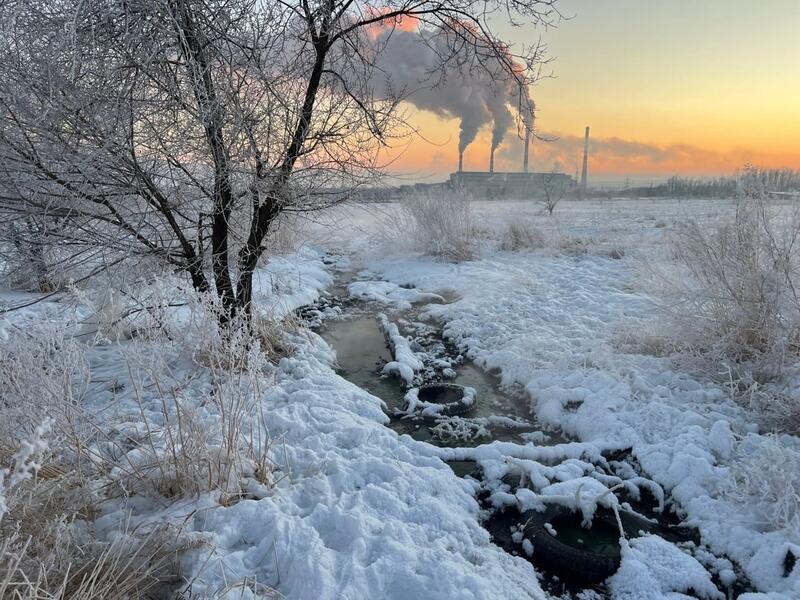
[2,197,799,599]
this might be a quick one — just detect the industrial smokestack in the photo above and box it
[489,148,495,173]
[580,126,590,195]
[458,151,463,173]
[523,128,530,173]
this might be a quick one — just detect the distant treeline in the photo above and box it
[622,167,800,198]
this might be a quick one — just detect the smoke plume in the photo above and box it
[369,26,530,158]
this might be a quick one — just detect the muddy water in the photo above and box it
[322,314,404,406]
[320,308,564,447]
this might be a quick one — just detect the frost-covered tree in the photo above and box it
[0,0,559,318]
[541,163,569,216]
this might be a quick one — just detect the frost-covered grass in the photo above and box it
[650,199,800,433]
[0,363,178,599]
[0,248,333,597]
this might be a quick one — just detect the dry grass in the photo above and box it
[0,421,179,599]
[557,235,592,255]
[499,222,545,252]
[400,190,475,261]
[0,280,289,597]
[0,520,178,600]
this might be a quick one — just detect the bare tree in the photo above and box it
[540,163,569,216]
[0,0,559,319]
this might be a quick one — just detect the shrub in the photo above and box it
[648,191,800,432]
[667,199,800,374]
[401,189,475,261]
[499,222,545,251]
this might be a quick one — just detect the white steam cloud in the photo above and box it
[369,27,531,157]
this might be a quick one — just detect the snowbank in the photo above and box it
[348,280,444,310]
[253,246,334,317]
[179,333,548,599]
[378,312,424,385]
[608,535,723,600]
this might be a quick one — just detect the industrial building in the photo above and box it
[448,170,574,199]
[446,126,588,200]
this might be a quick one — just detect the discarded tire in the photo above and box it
[521,505,654,583]
[408,383,477,418]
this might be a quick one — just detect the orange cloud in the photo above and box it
[364,8,420,39]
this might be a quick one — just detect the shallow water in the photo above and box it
[320,308,563,447]
[314,290,740,598]
[322,314,404,406]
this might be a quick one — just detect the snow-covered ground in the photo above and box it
[2,198,799,599]
[300,198,799,598]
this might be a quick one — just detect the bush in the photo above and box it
[499,222,545,251]
[649,192,800,431]
[667,199,800,373]
[400,189,475,261]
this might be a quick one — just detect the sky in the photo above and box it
[384,0,800,184]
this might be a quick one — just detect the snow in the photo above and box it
[348,280,444,310]
[252,246,334,317]
[7,198,800,599]
[1,246,550,600]
[539,477,621,526]
[314,199,800,598]
[402,385,477,418]
[607,535,724,600]
[177,332,549,599]
[377,312,424,385]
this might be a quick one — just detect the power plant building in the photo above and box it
[448,170,574,199]
[446,124,585,199]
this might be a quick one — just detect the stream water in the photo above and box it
[319,310,564,448]
[306,274,746,598]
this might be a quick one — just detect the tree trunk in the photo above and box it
[170,0,236,318]
[235,196,281,316]
[232,37,329,317]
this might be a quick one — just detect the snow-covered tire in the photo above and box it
[408,383,477,418]
[521,505,640,583]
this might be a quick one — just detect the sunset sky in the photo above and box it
[388,0,800,184]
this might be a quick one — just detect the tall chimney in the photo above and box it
[523,127,530,173]
[489,148,495,173]
[458,151,463,173]
[580,126,590,195]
